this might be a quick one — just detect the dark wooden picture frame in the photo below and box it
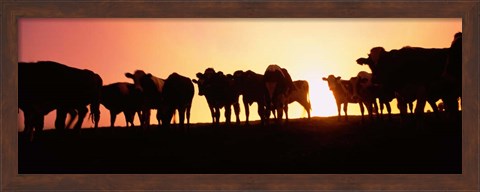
[2,1,478,191]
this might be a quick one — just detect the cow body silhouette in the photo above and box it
[263,65,295,125]
[285,80,312,120]
[323,75,365,121]
[193,68,240,126]
[19,61,102,140]
[232,70,267,125]
[125,70,165,127]
[101,82,142,128]
[357,45,450,120]
[160,73,194,128]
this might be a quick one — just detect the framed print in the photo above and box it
[2,1,479,191]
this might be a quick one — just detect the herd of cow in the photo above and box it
[327,32,462,122]
[19,32,461,140]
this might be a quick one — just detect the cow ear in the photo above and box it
[196,72,203,78]
[356,58,366,65]
[125,73,134,78]
[336,76,341,80]
[322,77,328,81]
[192,79,198,84]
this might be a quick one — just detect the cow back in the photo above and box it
[376,47,448,87]
[233,70,265,104]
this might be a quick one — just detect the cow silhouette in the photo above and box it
[285,80,312,120]
[101,82,142,128]
[323,75,365,121]
[232,70,267,125]
[357,45,449,120]
[160,73,194,129]
[19,61,102,140]
[125,70,165,128]
[264,64,295,125]
[193,68,240,126]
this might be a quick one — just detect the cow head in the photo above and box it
[360,47,386,83]
[192,72,207,96]
[368,47,385,66]
[322,75,341,91]
[192,68,217,96]
[125,70,152,92]
[357,71,372,88]
[351,71,372,101]
[264,65,291,102]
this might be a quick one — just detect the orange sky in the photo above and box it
[18,18,461,130]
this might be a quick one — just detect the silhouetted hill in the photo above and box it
[19,113,461,174]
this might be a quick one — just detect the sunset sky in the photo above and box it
[18,18,461,130]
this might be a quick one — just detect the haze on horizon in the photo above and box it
[18,18,461,130]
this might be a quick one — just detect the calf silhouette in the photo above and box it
[101,82,142,128]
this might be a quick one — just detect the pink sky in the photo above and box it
[18,18,462,129]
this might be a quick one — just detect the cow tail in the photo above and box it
[306,82,312,112]
[90,74,102,128]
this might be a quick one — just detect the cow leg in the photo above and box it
[399,101,408,120]
[336,102,342,121]
[233,102,240,125]
[65,109,78,129]
[305,100,312,119]
[90,104,100,129]
[414,87,427,121]
[244,100,250,125]
[110,110,118,128]
[396,94,409,120]
[408,102,414,114]
[143,109,151,128]
[365,102,373,121]
[178,107,186,129]
[428,99,440,118]
[277,106,284,125]
[34,114,45,139]
[208,106,215,124]
[136,111,143,127]
[297,96,312,119]
[124,110,135,127]
[27,113,44,142]
[373,100,379,119]
[359,102,365,122]
[343,102,349,121]
[284,104,289,123]
[214,107,221,125]
[444,96,460,119]
[55,109,68,130]
[156,110,162,127]
[257,103,265,126]
[23,112,34,140]
[386,102,392,121]
[264,101,273,126]
[73,106,88,130]
[379,101,385,120]
[186,106,191,129]
[225,105,232,125]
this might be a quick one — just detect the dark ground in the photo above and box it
[19,112,461,174]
